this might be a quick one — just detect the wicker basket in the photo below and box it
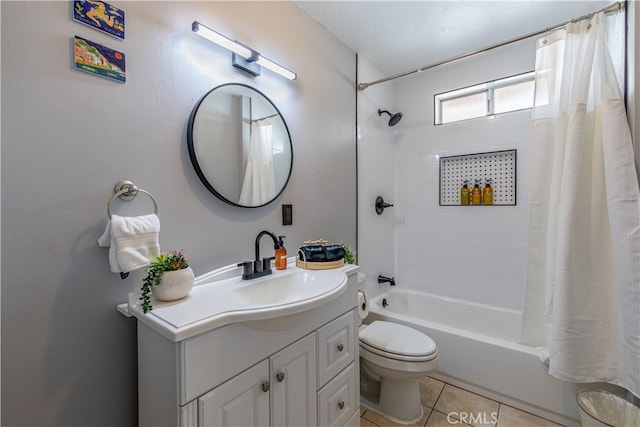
[296,248,344,270]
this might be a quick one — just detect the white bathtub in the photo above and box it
[366,289,581,426]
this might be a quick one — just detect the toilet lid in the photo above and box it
[359,321,437,358]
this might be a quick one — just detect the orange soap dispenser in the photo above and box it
[483,178,493,205]
[471,179,482,205]
[461,180,470,205]
[275,235,287,270]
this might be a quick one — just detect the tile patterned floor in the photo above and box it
[360,377,564,427]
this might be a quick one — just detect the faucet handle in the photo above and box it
[262,256,275,272]
[237,261,253,279]
[253,259,263,273]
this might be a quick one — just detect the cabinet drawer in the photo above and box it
[317,310,356,387]
[317,362,357,427]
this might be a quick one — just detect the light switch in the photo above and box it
[282,204,292,226]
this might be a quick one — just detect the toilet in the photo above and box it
[359,320,438,424]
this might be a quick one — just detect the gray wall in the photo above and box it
[1,1,356,425]
[631,1,640,175]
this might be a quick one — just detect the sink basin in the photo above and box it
[128,266,349,341]
[230,269,343,305]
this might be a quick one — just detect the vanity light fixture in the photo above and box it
[192,21,297,81]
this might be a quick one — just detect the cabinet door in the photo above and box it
[180,400,198,427]
[198,359,269,427]
[271,333,317,427]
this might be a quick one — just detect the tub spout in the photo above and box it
[378,275,396,286]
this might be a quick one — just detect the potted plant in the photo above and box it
[141,250,194,313]
[339,241,356,264]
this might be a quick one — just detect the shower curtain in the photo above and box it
[239,121,276,206]
[521,11,640,398]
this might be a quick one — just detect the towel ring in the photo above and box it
[107,180,159,219]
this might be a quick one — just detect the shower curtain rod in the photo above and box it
[357,1,625,91]
[251,113,278,122]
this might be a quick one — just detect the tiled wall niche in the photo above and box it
[439,149,517,206]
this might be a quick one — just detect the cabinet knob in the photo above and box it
[337,344,344,352]
[276,372,285,382]
[338,401,345,410]
[261,382,270,392]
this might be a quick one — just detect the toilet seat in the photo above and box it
[359,321,437,362]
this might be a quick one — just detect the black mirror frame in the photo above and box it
[187,83,293,208]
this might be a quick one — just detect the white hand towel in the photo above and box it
[98,214,161,273]
[98,221,118,272]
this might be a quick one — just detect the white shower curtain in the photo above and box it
[239,121,276,206]
[521,11,640,398]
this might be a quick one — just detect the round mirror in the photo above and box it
[187,83,293,208]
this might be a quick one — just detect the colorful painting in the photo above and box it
[73,0,125,40]
[74,36,126,83]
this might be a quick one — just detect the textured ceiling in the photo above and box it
[296,1,612,77]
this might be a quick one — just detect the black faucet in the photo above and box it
[378,275,396,286]
[255,230,279,264]
[238,230,281,280]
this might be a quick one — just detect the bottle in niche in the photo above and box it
[275,236,287,270]
[460,180,470,205]
[483,178,493,205]
[471,179,482,205]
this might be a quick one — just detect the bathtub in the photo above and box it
[366,289,581,426]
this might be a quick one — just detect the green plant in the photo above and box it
[339,241,356,264]
[141,250,189,313]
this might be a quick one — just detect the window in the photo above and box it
[435,72,535,125]
[440,91,487,124]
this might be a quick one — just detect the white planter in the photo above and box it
[154,267,194,302]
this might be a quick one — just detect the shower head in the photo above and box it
[378,109,403,126]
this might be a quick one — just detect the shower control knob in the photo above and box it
[375,196,394,215]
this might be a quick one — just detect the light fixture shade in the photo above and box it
[192,21,252,59]
[192,21,297,81]
[256,56,297,80]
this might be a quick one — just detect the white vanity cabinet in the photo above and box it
[133,265,360,427]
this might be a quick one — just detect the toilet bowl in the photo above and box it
[359,320,438,424]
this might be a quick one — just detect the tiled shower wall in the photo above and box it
[357,56,396,301]
[358,10,639,312]
[391,39,536,311]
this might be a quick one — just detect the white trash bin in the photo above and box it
[576,390,640,427]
